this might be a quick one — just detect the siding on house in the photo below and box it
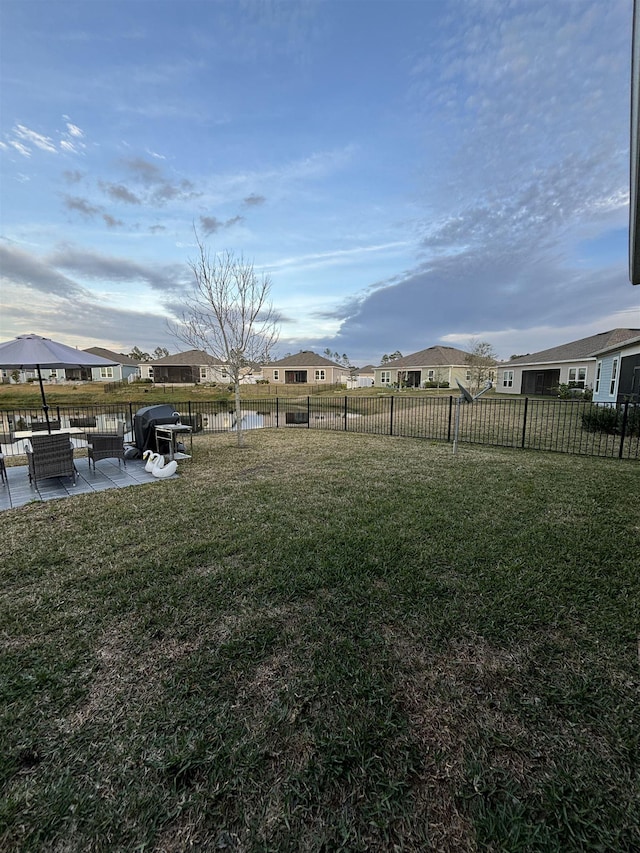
[497,329,640,396]
[592,338,640,403]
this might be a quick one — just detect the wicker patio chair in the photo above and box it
[87,423,126,471]
[26,433,77,488]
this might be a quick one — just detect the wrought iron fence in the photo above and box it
[0,397,638,460]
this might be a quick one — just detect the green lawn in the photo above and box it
[1,431,639,851]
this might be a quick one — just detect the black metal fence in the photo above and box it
[1,396,638,460]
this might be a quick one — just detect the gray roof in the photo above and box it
[148,349,224,366]
[375,345,472,369]
[84,347,139,366]
[268,351,346,368]
[506,329,640,366]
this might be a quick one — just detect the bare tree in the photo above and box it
[464,340,498,394]
[173,237,280,446]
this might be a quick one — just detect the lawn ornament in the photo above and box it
[151,457,177,478]
[143,450,163,472]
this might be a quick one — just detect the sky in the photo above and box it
[1,0,639,367]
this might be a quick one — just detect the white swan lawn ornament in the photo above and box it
[152,457,177,478]
[143,450,163,472]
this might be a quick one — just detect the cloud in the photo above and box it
[100,182,142,204]
[199,214,244,235]
[14,124,57,153]
[63,195,102,217]
[118,157,199,205]
[244,193,266,206]
[47,244,188,292]
[0,242,90,298]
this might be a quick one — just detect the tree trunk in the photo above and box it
[234,381,244,447]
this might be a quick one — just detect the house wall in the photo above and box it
[497,360,595,396]
[373,365,470,388]
[262,366,348,384]
[593,344,640,403]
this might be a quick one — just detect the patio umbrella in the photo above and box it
[0,333,117,432]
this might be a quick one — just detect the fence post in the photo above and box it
[344,396,348,430]
[390,395,394,436]
[521,397,529,449]
[447,396,453,442]
[276,397,279,428]
[619,401,629,459]
[307,396,310,428]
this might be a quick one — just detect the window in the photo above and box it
[49,370,58,379]
[200,367,207,380]
[315,369,325,380]
[99,367,114,379]
[381,370,391,384]
[610,357,618,396]
[594,361,601,394]
[273,370,279,380]
[427,369,435,381]
[568,366,587,388]
[502,369,514,388]
[466,370,472,381]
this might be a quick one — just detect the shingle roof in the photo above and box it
[148,349,225,366]
[83,347,139,366]
[268,351,346,368]
[506,329,640,366]
[375,345,472,368]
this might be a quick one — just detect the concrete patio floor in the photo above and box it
[0,457,177,511]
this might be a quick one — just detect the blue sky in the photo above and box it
[1,0,638,366]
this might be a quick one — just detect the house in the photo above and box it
[592,334,640,404]
[83,347,140,382]
[353,365,376,388]
[496,329,640,396]
[139,349,261,384]
[372,346,484,389]
[2,347,138,384]
[261,351,351,385]
[139,350,229,384]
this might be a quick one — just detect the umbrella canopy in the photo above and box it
[0,333,117,432]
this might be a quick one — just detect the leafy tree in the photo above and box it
[464,340,498,393]
[510,353,529,360]
[323,349,357,381]
[153,346,169,359]
[173,236,279,447]
[381,350,403,364]
[128,346,151,362]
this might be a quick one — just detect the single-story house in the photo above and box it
[352,365,376,388]
[591,334,640,404]
[496,329,640,396]
[140,350,228,384]
[139,349,260,384]
[372,346,487,389]
[261,351,351,385]
[83,347,140,382]
[2,347,138,384]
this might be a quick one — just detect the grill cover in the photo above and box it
[133,405,179,453]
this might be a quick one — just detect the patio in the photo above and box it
[0,457,175,511]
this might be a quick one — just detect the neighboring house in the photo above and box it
[2,348,138,383]
[372,346,481,389]
[591,334,640,404]
[140,350,228,384]
[83,347,140,382]
[261,351,351,385]
[496,329,640,396]
[352,365,376,388]
[139,349,260,384]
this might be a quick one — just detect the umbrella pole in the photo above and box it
[36,365,52,433]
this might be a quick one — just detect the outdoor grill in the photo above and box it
[133,405,179,453]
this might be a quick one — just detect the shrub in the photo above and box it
[581,405,619,434]
[255,379,270,384]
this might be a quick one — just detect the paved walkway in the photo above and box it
[0,457,176,511]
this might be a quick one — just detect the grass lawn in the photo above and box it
[1,431,639,851]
